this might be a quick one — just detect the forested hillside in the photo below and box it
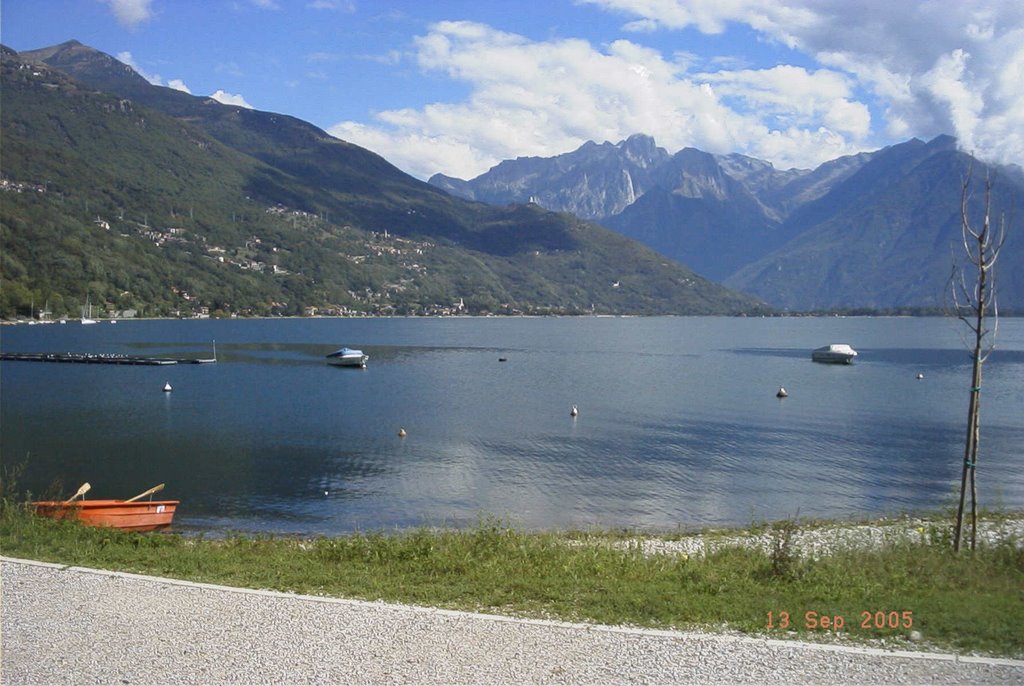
[1,43,767,319]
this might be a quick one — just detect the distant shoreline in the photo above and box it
[6,311,1021,325]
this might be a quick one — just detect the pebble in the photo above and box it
[3,557,1022,684]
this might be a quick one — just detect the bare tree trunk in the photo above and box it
[953,360,979,552]
[950,171,1003,552]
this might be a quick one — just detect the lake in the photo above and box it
[2,316,1022,535]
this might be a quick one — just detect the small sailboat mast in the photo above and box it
[81,294,98,324]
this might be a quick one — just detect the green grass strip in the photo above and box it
[2,501,1021,658]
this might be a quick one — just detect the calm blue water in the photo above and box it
[2,317,1022,535]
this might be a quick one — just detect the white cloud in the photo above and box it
[117,51,192,95]
[104,0,154,29]
[116,51,161,85]
[698,65,870,138]
[577,0,820,40]
[323,3,1023,179]
[919,49,981,153]
[577,0,1024,169]
[623,19,659,33]
[210,90,254,109]
[167,79,192,94]
[331,121,492,181]
[328,20,866,179]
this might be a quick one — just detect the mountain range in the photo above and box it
[1,41,766,319]
[431,135,1024,311]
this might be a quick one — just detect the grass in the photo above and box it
[1,488,1021,658]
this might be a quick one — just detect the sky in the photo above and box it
[3,1,1023,181]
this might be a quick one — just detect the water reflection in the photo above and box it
[731,347,811,360]
[2,317,1022,535]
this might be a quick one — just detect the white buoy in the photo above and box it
[776,387,788,398]
[163,382,172,392]
[398,427,407,437]
[916,373,924,380]
[570,405,579,417]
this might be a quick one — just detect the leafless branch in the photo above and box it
[952,164,1005,552]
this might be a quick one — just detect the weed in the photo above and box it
[768,517,800,580]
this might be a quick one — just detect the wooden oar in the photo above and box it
[64,482,91,503]
[124,483,165,503]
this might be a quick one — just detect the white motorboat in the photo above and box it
[326,347,369,367]
[812,343,858,364]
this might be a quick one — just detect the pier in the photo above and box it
[0,352,216,366]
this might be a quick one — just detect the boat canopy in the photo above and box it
[327,347,363,358]
[816,344,856,353]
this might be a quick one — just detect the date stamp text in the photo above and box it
[767,610,913,631]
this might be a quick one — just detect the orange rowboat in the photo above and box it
[33,499,179,532]
[34,483,178,532]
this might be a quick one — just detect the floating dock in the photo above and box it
[0,352,216,366]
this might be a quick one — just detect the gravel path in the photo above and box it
[3,557,1022,685]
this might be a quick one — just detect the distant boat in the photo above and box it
[326,346,368,367]
[81,295,97,325]
[192,340,218,364]
[812,343,858,364]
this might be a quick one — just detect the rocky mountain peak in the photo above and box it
[660,148,730,200]
[618,133,665,168]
